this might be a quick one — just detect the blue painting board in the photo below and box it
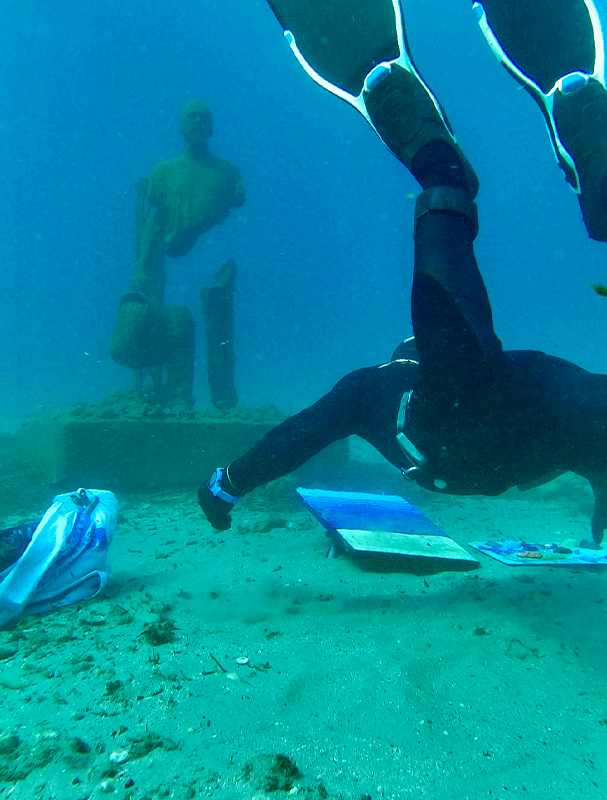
[470,540,607,566]
[296,488,479,565]
[296,488,447,537]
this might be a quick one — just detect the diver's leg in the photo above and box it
[411,187,504,383]
[404,185,510,465]
[474,0,607,240]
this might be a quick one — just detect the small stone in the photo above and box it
[109,750,130,764]
[0,734,20,755]
[235,657,249,665]
[85,615,107,627]
[0,647,18,661]
[71,736,92,754]
[0,671,24,690]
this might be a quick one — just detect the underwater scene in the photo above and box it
[2,1,607,798]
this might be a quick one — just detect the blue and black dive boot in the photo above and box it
[474,0,607,241]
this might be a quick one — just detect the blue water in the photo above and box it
[2,0,607,422]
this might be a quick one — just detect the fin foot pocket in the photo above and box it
[363,65,479,198]
[554,78,607,241]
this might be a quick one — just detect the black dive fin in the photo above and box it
[473,0,605,193]
[263,0,473,186]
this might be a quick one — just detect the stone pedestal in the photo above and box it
[17,405,349,493]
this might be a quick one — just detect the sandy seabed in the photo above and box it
[1,458,606,800]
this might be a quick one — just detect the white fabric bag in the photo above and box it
[0,488,117,628]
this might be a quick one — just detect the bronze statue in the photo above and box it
[110,99,245,410]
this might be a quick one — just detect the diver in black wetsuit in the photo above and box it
[198,0,607,544]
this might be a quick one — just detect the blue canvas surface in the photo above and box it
[296,488,447,537]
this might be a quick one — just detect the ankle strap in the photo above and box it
[414,186,479,238]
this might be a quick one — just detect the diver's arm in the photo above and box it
[227,362,414,494]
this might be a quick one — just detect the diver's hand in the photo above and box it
[198,482,233,530]
[197,468,242,531]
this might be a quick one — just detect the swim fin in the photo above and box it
[473,0,607,240]
[265,0,478,196]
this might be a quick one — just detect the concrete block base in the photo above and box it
[17,401,349,494]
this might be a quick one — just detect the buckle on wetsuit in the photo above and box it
[396,391,448,490]
[396,392,427,468]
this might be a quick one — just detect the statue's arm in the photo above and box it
[132,200,166,298]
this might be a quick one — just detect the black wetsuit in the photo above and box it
[209,0,607,542]
[228,204,607,540]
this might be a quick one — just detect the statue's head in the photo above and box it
[179,98,213,149]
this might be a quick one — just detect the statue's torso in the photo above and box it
[149,153,243,258]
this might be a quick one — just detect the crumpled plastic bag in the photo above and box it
[0,488,117,628]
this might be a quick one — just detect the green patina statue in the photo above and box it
[110,99,245,411]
